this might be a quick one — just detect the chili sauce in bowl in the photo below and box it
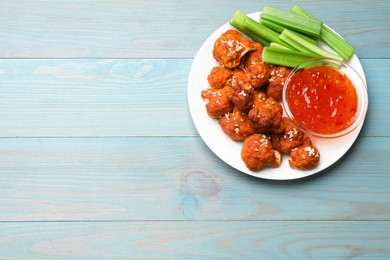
[283,58,368,138]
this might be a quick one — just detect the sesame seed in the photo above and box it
[236,43,243,52]
[304,146,318,157]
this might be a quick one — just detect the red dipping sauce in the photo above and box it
[286,66,358,135]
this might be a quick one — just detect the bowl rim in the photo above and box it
[282,57,369,139]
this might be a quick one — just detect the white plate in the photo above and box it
[187,13,367,180]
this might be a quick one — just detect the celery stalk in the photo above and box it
[280,29,343,61]
[230,10,291,48]
[290,4,317,20]
[259,19,285,33]
[269,42,292,50]
[320,25,355,60]
[229,9,270,46]
[290,4,355,60]
[260,18,318,46]
[279,31,317,55]
[243,30,270,47]
[262,47,320,68]
[260,6,322,37]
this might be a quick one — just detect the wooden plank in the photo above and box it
[0,221,389,258]
[359,59,389,137]
[0,59,195,137]
[0,58,386,137]
[0,0,387,58]
[0,136,389,221]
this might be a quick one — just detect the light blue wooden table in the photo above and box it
[0,0,389,258]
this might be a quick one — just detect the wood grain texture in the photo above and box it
[0,0,387,58]
[0,59,195,137]
[0,58,386,137]
[0,221,389,259]
[0,1,389,258]
[0,136,389,221]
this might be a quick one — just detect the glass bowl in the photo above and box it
[282,57,368,139]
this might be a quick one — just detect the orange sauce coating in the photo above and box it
[287,66,358,134]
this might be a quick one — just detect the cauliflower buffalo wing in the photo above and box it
[213,29,255,69]
[241,134,282,171]
[272,117,304,154]
[218,108,254,142]
[201,85,234,119]
[207,66,232,89]
[266,65,292,102]
[230,69,254,113]
[289,137,320,170]
[243,43,270,89]
[248,92,284,134]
